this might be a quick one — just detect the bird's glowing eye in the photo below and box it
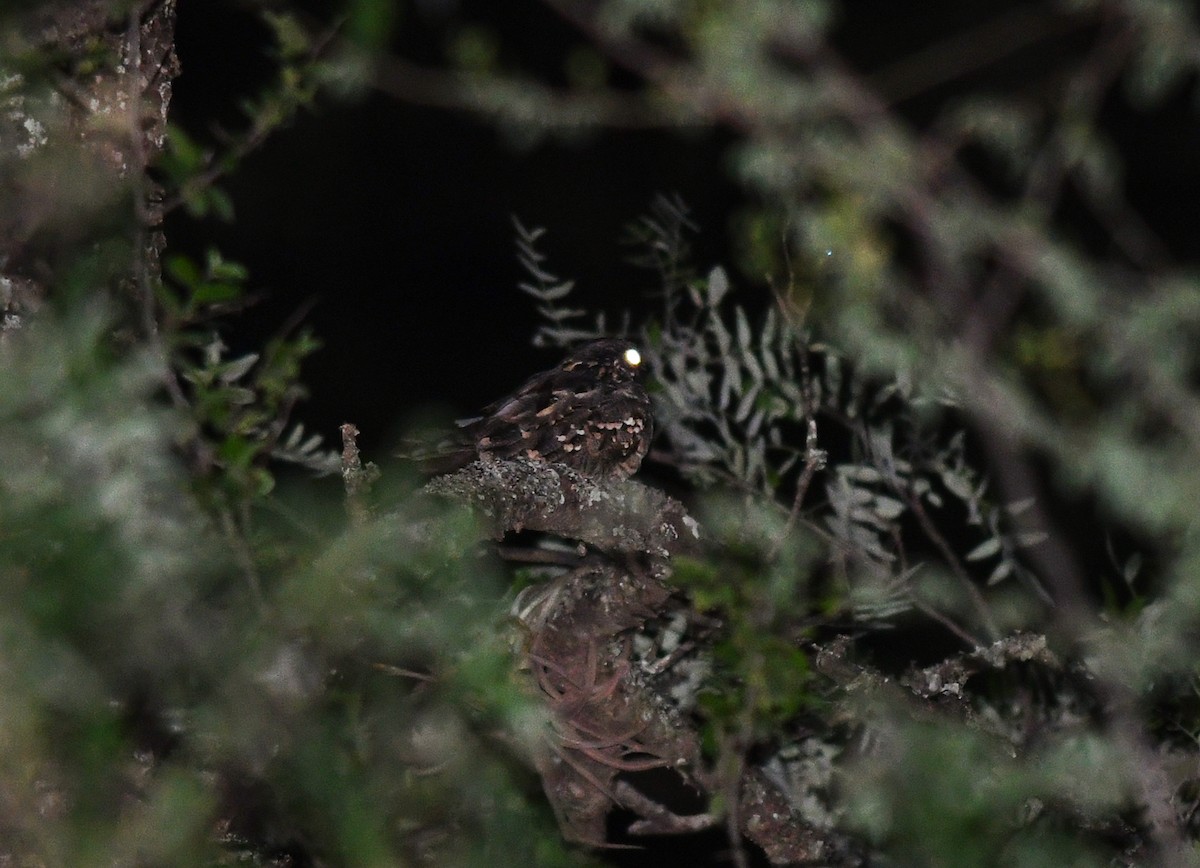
[623,348,642,367]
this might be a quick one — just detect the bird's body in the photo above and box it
[434,339,652,481]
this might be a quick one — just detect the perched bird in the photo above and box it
[430,339,652,481]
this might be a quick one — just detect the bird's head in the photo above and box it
[561,339,645,383]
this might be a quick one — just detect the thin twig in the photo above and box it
[906,491,1000,641]
[616,780,718,836]
[910,598,984,649]
[372,663,436,682]
[496,544,588,567]
[159,23,339,216]
[866,6,1092,105]
[220,506,263,607]
[340,423,378,526]
[370,52,679,129]
[767,417,826,562]
[721,728,751,868]
[126,9,188,410]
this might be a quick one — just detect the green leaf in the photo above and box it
[205,249,249,282]
[449,26,499,72]
[165,254,201,287]
[191,282,241,305]
[965,537,1001,562]
[217,353,260,384]
[181,187,209,218]
[207,187,235,222]
[218,435,258,467]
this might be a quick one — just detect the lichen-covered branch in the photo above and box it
[425,458,700,559]
[424,457,872,860]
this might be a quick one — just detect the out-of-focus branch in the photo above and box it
[369,51,686,129]
[866,5,1092,105]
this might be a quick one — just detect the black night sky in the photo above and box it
[167,0,1200,458]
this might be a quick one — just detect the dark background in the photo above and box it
[168,0,739,454]
[166,0,1200,456]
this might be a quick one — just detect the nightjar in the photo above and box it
[432,339,653,481]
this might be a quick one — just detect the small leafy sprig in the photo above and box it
[512,200,1054,639]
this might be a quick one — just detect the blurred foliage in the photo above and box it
[499,0,1200,861]
[0,304,581,865]
[5,0,1200,865]
[673,497,821,749]
[0,3,582,865]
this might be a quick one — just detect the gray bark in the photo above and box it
[0,0,178,338]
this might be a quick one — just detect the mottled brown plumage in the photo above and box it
[434,339,652,481]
